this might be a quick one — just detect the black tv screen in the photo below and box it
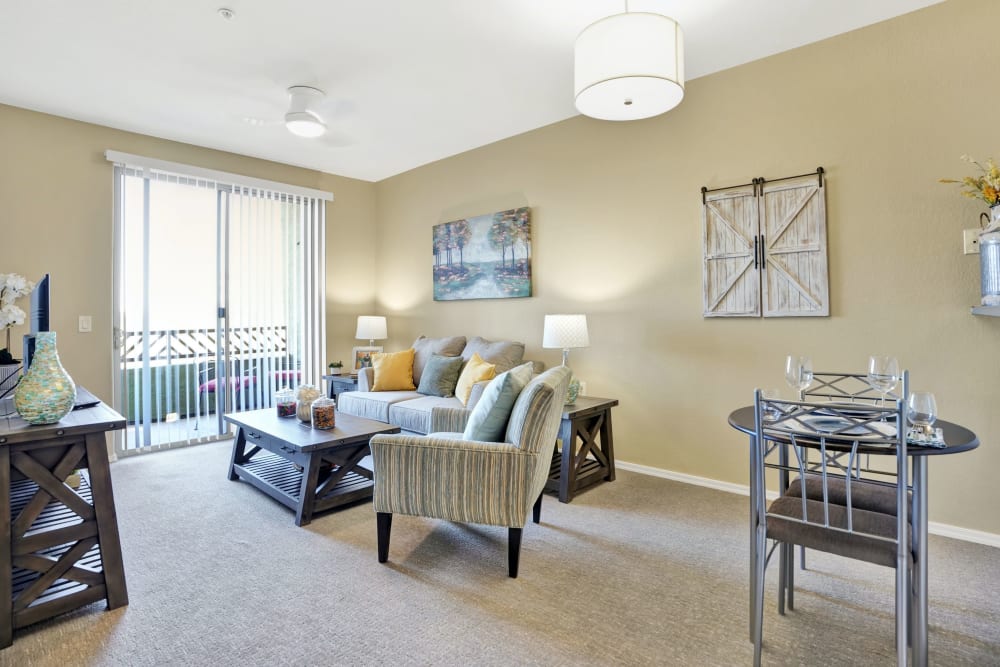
[22,274,50,371]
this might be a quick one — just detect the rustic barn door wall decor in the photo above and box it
[702,168,828,318]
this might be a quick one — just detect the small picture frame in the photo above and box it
[352,346,383,370]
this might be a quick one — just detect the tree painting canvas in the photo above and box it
[433,207,532,301]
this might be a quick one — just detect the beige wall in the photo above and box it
[374,0,1000,534]
[0,105,378,403]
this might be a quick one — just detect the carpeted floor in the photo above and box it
[2,441,999,666]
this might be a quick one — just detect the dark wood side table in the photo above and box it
[323,374,358,400]
[545,396,619,503]
[0,401,128,648]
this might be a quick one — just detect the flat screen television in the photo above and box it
[22,273,50,372]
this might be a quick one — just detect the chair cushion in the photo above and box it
[787,475,909,517]
[463,362,534,442]
[416,354,464,397]
[461,336,525,374]
[372,349,416,391]
[767,495,901,568]
[337,390,422,423]
[412,335,466,385]
[387,395,464,434]
[455,353,496,406]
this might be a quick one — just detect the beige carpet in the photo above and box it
[3,441,999,666]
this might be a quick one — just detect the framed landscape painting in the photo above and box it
[433,207,532,301]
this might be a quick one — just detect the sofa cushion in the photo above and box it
[416,354,464,397]
[337,390,422,423]
[455,353,496,406]
[463,362,534,442]
[372,349,416,391]
[461,336,525,374]
[388,395,465,434]
[412,335,467,385]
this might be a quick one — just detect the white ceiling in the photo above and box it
[1,0,942,182]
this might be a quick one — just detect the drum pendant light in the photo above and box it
[574,8,685,121]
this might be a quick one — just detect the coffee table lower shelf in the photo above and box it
[232,451,374,520]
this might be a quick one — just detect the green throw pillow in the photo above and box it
[416,354,464,397]
[463,362,534,442]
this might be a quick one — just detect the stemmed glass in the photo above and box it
[784,356,813,398]
[867,355,900,407]
[907,392,938,436]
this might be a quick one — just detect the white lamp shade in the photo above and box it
[355,316,387,341]
[543,314,590,349]
[574,12,685,121]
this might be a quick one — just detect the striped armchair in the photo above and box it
[369,365,571,578]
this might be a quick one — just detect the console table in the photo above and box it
[0,402,128,648]
[545,396,619,503]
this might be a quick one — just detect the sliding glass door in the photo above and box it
[110,158,327,455]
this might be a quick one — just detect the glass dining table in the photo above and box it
[728,406,979,666]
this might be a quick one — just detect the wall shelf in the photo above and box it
[971,305,1000,316]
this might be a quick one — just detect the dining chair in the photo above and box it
[794,371,906,571]
[751,371,912,667]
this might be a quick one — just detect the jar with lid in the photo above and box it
[275,388,296,418]
[311,396,336,430]
[295,384,322,422]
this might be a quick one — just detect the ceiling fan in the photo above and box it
[242,85,355,146]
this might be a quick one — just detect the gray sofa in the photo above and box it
[336,335,542,435]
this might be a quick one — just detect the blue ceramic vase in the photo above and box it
[14,331,76,424]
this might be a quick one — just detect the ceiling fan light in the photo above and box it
[574,12,685,121]
[285,111,327,138]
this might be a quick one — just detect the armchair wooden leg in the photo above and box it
[532,493,543,524]
[377,512,392,563]
[508,527,522,578]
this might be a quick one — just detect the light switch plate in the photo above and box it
[78,315,92,333]
[964,229,981,255]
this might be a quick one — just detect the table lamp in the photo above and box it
[542,314,589,404]
[356,316,388,347]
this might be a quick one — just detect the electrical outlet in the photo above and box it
[78,315,92,333]
[964,229,981,255]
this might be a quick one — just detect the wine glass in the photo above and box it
[784,356,813,397]
[867,355,900,406]
[907,392,938,436]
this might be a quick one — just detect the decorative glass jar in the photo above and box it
[295,384,321,423]
[275,388,296,418]
[311,396,336,430]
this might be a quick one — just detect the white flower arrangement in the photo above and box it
[0,273,35,364]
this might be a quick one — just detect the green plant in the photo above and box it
[328,360,343,368]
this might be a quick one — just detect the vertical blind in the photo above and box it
[108,151,331,452]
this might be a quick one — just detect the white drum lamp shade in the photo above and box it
[356,316,388,347]
[543,314,590,367]
[574,12,685,121]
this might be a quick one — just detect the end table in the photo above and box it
[324,373,358,400]
[544,396,618,503]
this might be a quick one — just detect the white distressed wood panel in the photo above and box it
[703,185,759,317]
[760,176,829,317]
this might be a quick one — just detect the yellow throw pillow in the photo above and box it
[454,352,497,406]
[371,349,416,391]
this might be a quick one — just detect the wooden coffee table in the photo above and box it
[225,408,399,526]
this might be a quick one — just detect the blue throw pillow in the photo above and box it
[462,362,533,442]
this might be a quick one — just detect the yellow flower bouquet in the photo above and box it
[940,155,1000,208]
